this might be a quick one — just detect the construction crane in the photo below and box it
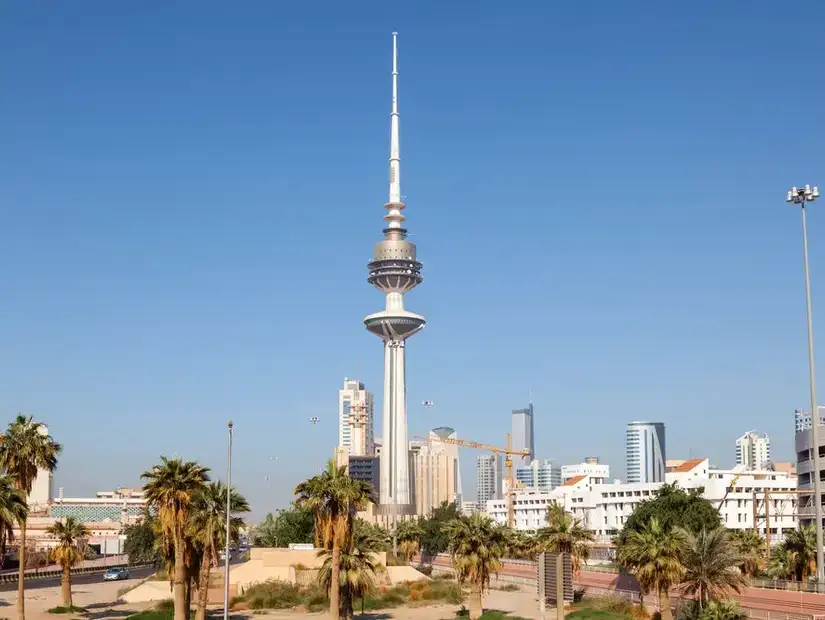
[716,472,744,513]
[752,488,810,557]
[417,432,530,528]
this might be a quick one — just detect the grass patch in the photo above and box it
[47,607,85,615]
[566,611,633,620]
[455,610,529,620]
[358,579,462,610]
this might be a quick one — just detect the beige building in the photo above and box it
[410,427,462,516]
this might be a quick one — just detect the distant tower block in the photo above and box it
[364,33,425,518]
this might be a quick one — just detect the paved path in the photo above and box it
[424,555,825,616]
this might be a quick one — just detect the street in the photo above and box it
[0,566,157,593]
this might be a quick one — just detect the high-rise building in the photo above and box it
[796,407,825,433]
[735,431,771,470]
[515,459,561,491]
[512,404,535,461]
[477,454,504,509]
[338,378,375,457]
[626,421,666,483]
[410,427,463,516]
[364,34,425,519]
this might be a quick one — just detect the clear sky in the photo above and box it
[2,2,825,518]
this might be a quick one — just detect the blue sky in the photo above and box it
[2,2,825,517]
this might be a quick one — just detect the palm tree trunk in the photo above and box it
[659,590,673,620]
[195,554,211,620]
[61,565,72,608]
[468,581,483,620]
[173,535,188,620]
[17,523,25,620]
[330,537,341,620]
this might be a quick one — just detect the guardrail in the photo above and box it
[0,562,154,584]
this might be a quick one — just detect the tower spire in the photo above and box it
[389,32,401,205]
[384,32,405,236]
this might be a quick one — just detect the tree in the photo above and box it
[142,457,210,620]
[773,525,817,582]
[0,415,61,620]
[294,459,374,620]
[0,476,27,569]
[616,483,720,547]
[727,529,765,578]
[319,517,384,619]
[396,519,423,563]
[45,517,90,608]
[678,528,746,610]
[188,481,249,620]
[616,517,686,620]
[420,501,461,556]
[443,513,507,620]
[251,504,314,548]
[123,512,164,565]
[537,503,595,575]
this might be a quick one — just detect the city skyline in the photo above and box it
[3,3,825,513]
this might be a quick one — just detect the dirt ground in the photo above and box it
[0,580,550,619]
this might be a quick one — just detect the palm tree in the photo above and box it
[395,519,423,564]
[616,517,686,620]
[319,518,384,619]
[443,513,507,620]
[536,504,595,575]
[45,517,90,608]
[698,598,747,620]
[294,459,374,620]
[678,528,747,610]
[785,525,817,581]
[0,415,61,620]
[188,481,250,620]
[728,529,765,577]
[142,457,210,620]
[766,542,796,581]
[0,476,27,568]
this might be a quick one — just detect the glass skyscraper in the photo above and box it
[626,421,666,483]
[512,404,535,462]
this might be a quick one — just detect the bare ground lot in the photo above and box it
[0,581,547,620]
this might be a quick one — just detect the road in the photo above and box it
[0,566,157,593]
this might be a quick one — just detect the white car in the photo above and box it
[103,568,130,581]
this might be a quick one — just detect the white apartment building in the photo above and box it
[795,407,825,433]
[561,457,610,485]
[736,431,771,471]
[477,454,503,508]
[338,378,375,457]
[486,458,798,544]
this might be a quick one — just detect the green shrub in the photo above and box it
[573,588,586,603]
[153,600,174,612]
[498,583,520,592]
[47,607,85,615]
[591,593,634,614]
[243,579,304,610]
[434,572,455,580]
[416,564,433,576]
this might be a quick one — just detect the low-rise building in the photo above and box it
[561,457,610,486]
[486,458,798,544]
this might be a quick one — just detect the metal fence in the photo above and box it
[0,562,152,584]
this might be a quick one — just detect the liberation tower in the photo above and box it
[364,32,425,520]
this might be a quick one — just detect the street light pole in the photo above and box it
[787,184,824,583]
[223,420,233,620]
[309,416,320,474]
